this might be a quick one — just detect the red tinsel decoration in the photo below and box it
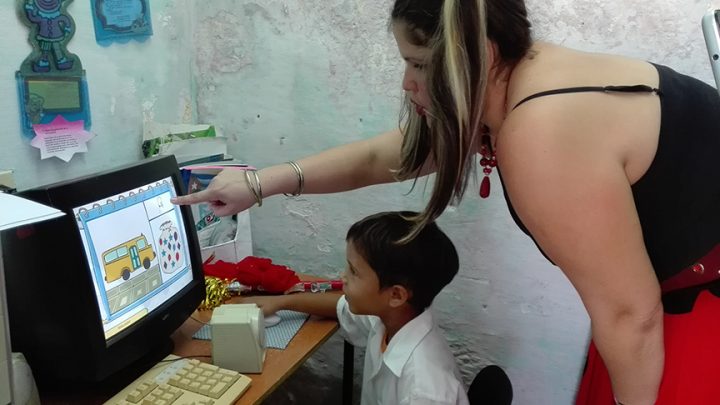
[203,256,300,294]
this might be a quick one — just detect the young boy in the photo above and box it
[246,211,469,405]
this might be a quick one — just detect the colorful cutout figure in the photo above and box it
[23,0,76,72]
[16,0,91,139]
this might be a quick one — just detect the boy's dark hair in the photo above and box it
[346,211,459,312]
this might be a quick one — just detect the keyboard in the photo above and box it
[104,354,252,405]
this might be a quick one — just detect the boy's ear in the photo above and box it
[388,285,411,308]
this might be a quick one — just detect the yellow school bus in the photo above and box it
[102,234,156,282]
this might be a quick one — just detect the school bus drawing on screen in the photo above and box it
[101,234,156,282]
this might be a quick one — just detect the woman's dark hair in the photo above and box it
[391,0,532,239]
[346,211,459,313]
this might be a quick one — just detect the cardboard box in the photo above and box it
[0,171,15,194]
[199,211,253,264]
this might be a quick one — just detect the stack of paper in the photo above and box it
[0,193,64,231]
[142,122,232,165]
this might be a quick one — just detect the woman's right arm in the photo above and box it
[263,128,405,196]
[172,128,411,216]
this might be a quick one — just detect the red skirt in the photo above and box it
[575,290,720,405]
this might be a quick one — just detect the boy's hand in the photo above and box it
[241,292,340,319]
[242,295,287,316]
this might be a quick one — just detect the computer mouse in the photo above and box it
[264,313,282,328]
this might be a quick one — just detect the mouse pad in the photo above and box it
[192,310,309,349]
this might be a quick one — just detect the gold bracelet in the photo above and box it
[283,161,304,197]
[244,169,263,207]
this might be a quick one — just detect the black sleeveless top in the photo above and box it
[498,63,720,310]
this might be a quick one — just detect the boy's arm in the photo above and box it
[246,294,374,348]
[242,292,341,319]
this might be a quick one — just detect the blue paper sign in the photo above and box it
[91,0,153,45]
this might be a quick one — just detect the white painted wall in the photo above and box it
[0,0,196,189]
[1,1,718,404]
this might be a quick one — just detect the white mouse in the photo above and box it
[264,313,282,328]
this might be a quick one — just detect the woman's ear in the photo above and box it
[486,40,501,70]
[388,285,411,308]
[486,40,511,84]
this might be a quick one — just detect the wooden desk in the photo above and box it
[39,303,340,405]
[40,296,344,405]
[172,295,339,405]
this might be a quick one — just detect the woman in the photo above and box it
[174,1,720,403]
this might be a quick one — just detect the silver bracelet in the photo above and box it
[244,169,263,207]
[283,161,304,197]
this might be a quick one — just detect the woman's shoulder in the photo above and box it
[501,43,662,175]
[507,42,659,109]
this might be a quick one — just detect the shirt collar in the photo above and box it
[381,308,434,377]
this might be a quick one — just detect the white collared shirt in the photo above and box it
[337,296,470,405]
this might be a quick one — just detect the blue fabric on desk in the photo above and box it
[192,310,309,349]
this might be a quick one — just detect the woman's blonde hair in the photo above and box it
[391,0,532,241]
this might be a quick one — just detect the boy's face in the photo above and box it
[341,241,389,315]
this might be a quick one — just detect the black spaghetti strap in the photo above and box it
[512,84,662,111]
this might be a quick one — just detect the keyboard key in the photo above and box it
[198,363,219,372]
[199,384,212,395]
[208,382,228,399]
[125,389,144,403]
[138,382,158,396]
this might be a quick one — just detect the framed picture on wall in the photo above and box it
[91,0,153,45]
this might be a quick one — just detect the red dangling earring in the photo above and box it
[479,133,496,198]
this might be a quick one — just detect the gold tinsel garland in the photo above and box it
[199,276,233,310]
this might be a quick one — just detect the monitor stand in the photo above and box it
[38,337,174,401]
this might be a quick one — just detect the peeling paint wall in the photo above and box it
[0,0,196,189]
[1,1,718,404]
[191,1,720,404]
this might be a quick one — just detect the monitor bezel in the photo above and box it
[5,155,206,386]
[47,156,204,348]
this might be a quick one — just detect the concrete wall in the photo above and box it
[0,0,196,189]
[1,0,718,404]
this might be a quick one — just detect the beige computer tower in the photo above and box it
[210,304,266,374]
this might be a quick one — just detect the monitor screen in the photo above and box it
[72,177,193,342]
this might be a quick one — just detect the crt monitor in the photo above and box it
[0,156,205,390]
